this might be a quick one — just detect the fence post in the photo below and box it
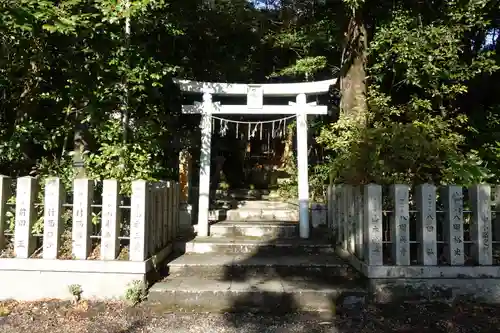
[14,176,37,258]
[363,184,383,265]
[415,184,437,265]
[494,186,500,245]
[346,185,355,253]
[43,178,64,259]
[390,184,410,265]
[335,185,343,245]
[130,180,149,261]
[342,185,350,250]
[353,186,364,259]
[174,182,179,240]
[101,179,121,260]
[0,176,11,250]
[442,185,465,265]
[470,184,492,265]
[72,178,93,260]
[168,181,174,242]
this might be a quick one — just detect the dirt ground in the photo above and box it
[1,300,500,333]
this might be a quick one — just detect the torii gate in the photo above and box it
[174,79,336,239]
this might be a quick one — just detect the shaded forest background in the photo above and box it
[1,0,499,200]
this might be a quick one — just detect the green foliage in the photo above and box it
[319,2,500,186]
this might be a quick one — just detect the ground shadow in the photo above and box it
[215,228,500,332]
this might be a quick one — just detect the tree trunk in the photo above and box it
[339,9,368,125]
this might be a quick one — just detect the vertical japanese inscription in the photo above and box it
[0,176,11,250]
[43,178,64,259]
[101,179,121,260]
[336,185,343,245]
[353,186,364,258]
[72,178,93,259]
[416,184,437,265]
[130,180,148,261]
[470,184,492,265]
[442,186,465,265]
[364,184,383,265]
[391,185,410,265]
[14,177,37,258]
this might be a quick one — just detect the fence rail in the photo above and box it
[0,175,180,261]
[327,184,499,267]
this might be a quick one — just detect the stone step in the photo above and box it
[166,253,354,279]
[225,208,299,222]
[148,276,367,313]
[209,221,298,238]
[177,237,336,255]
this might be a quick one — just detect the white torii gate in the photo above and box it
[175,78,336,239]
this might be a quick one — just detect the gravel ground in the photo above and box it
[1,300,500,333]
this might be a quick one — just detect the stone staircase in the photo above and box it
[148,200,367,314]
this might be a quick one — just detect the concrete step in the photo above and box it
[166,253,355,279]
[209,221,298,238]
[226,208,299,222]
[148,276,367,313]
[178,237,336,255]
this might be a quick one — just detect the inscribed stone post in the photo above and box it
[14,177,37,258]
[167,181,173,243]
[43,178,64,259]
[173,182,178,238]
[153,184,161,252]
[101,179,121,260]
[343,185,350,250]
[336,185,343,245]
[158,182,166,248]
[174,182,179,240]
[363,184,383,265]
[327,184,333,231]
[415,184,437,265]
[441,186,465,265]
[469,184,492,265]
[72,179,93,259]
[162,182,170,245]
[493,186,500,247]
[390,185,410,265]
[130,180,148,261]
[346,185,355,254]
[0,176,11,250]
[353,186,364,259]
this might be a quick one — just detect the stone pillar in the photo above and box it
[353,186,364,259]
[470,184,492,265]
[130,180,148,261]
[14,177,37,258]
[336,185,344,245]
[343,185,351,250]
[101,179,121,260]
[346,185,355,254]
[43,178,64,259]
[363,184,383,265]
[327,184,334,231]
[494,185,500,244]
[441,186,464,265]
[72,178,93,259]
[390,185,410,265]
[0,176,11,250]
[295,93,310,239]
[197,91,213,237]
[415,184,437,265]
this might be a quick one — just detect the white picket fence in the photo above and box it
[327,183,500,279]
[0,175,180,301]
